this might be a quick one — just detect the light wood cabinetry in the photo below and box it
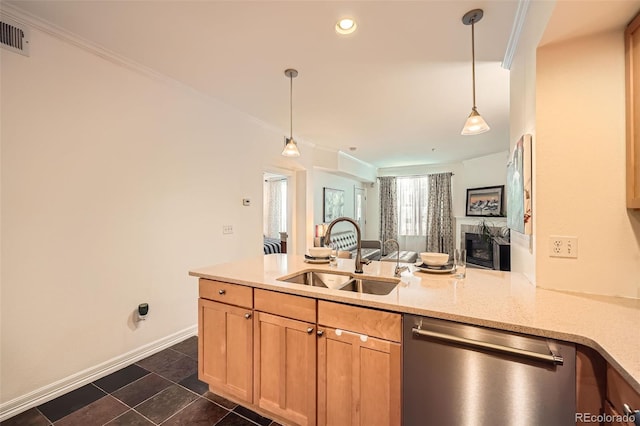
[198,298,253,403]
[607,365,640,425]
[317,301,402,426]
[575,344,640,426]
[253,289,317,426]
[625,12,640,209]
[576,345,607,425]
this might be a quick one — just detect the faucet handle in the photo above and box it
[362,258,371,265]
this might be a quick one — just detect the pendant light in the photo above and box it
[461,9,490,136]
[281,68,300,157]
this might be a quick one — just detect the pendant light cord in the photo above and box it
[471,19,476,109]
[289,74,293,139]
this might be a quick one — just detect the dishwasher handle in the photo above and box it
[412,327,564,365]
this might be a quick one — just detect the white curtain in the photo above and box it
[396,176,429,252]
[263,179,287,238]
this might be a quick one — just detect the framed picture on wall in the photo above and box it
[465,185,505,217]
[323,187,344,222]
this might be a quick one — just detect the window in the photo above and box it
[396,176,429,236]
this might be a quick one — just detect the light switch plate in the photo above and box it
[223,225,233,235]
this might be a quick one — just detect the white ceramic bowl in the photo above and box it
[309,247,332,257]
[420,252,449,266]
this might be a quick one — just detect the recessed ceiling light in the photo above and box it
[336,18,357,35]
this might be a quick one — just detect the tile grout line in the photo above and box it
[156,396,205,425]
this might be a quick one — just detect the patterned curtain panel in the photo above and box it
[426,173,454,256]
[378,176,398,256]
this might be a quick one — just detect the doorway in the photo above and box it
[263,172,288,240]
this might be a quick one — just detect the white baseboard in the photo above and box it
[0,325,197,422]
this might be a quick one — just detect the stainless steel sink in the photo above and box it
[338,278,399,295]
[279,271,399,295]
[279,271,353,289]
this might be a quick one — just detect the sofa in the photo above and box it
[325,231,382,261]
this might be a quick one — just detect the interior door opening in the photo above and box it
[263,172,289,253]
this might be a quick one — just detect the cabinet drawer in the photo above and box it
[254,289,316,323]
[318,300,401,342]
[607,364,640,418]
[199,279,253,308]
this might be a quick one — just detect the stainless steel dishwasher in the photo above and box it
[403,314,575,426]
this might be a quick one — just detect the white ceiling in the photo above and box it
[5,1,640,169]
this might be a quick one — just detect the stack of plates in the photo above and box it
[413,262,456,274]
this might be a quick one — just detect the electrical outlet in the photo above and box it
[222,225,233,235]
[549,236,578,258]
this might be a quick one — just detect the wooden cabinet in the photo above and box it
[625,12,640,208]
[607,364,640,426]
[253,289,317,426]
[576,345,607,425]
[253,312,316,425]
[317,301,401,426]
[198,298,253,402]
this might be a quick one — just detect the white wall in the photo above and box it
[507,0,556,283]
[536,30,640,298]
[461,151,509,208]
[0,24,305,406]
[312,170,364,236]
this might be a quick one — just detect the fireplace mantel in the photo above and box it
[454,216,507,250]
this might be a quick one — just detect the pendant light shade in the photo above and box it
[281,68,300,157]
[462,107,490,135]
[461,9,490,136]
[282,137,299,157]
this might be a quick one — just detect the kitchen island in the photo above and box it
[190,253,640,424]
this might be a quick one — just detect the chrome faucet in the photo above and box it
[324,216,370,274]
[384,239,409,277]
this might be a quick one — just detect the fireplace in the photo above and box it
[465,233,494,268]
[464,233,511,271]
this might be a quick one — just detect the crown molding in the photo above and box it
[502,0,531,70]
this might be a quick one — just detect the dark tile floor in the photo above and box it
[1,336,281,426]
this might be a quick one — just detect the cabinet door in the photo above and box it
[198,298,253,403]
[317,327,401,426]
[253,311,316,426]
[626,12,640,208]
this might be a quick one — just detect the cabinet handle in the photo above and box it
[218,289,226,295]
[412,327,564,365]
[307,327,314,334]
[244,313,251,319]
[317,330,324,337]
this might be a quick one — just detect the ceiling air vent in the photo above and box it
[0,17,30,56]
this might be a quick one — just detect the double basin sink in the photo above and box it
[278,270,399,295]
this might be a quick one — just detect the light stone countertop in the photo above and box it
[189,253,640,393]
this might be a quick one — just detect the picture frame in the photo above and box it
[465,185,505,217]
[323,187,345,222]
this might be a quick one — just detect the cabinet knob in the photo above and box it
[218,289,226,295]
[307,327,314,334]
[244,313,251,319]
[317,330,324,337]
